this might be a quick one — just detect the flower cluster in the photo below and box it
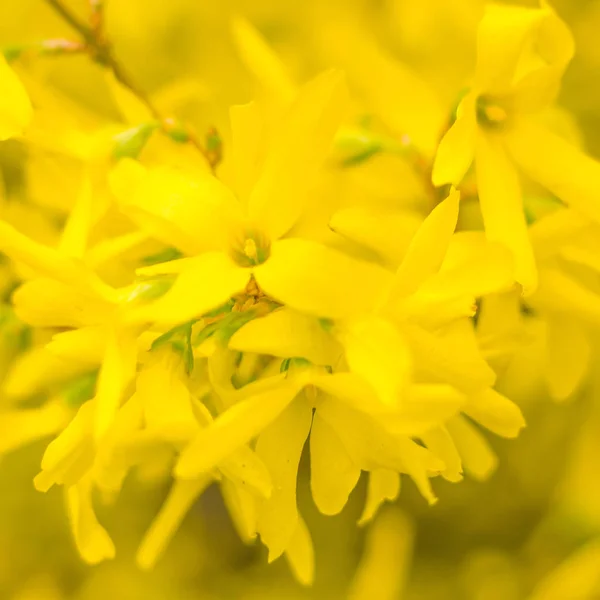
[1,0,600,589]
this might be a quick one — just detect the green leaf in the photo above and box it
[112,122,159,161]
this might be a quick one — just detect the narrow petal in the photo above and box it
[432,94,477,187]
[94,327,138,441]
[219,446,273,500]
[310,413,361,515]
[248,70,348,240]
[58,174,95,259]
[230,101,265,202]
[231,16,296,105]
[284,516,315,587]
[421,427,463,483]
[338,316,411,407]
[446,415,498,481]
[329,206,422,267]
[255,239,390,320]
[0,221,114,299]
[256,398,313,562]
[349,510,413,600]
[126,252,249,325]
[404,321,496,394]
[463,388,526,438]
[220,479,259,543]
[544,317,591,402]
[66,475,115,565]
[357,470,400,526]
[0,55,33,139]
[506,120,600,225]
[387,189,460,301]
[175,380,302,479]
[0,401,70,457]
[229,307,342,366]
[476,132,537,293]
[47,326,107,364]
[136,476,212,570]
[109,160,243,255]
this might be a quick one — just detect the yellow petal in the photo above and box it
[230,101,265,202]
[219,445,273,500]
[58,174,95,259]
[255,239,389,319]
[475,4,573,96]
[0,221,114,299]
[94,328,138,441]
[387,189,460,300]
[544,317,591,402]
[12,278,112,328]
[229,307,341,366]
[463,388,525,438]
[220,479,258,543]
[329,206,423,267]
[66,475,115,565]
[506,120,600,225]
[421,427,463,483]
[256,398,313,561]
[348,510,413,600]
[0,56,33,140]
[476,132,537,293]
[310,413,361,515]
[0,401,70,456]
[175,379,302,479]
[338,316,411,407]
[358,470,400,526]
[47,326,107,365]
[432,94,477,187]
[136,476,212,570]
[248,70,348,240]
[446,415,497,481]
[231,16,296,105]
[126,252,249,325]
[284,515,315,587]
[137,351,197,445]
[404,321,496,394]
[110,161,242,255]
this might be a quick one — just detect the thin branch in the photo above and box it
[42,0,218,170]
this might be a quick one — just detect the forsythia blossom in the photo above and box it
[0,0,599,594]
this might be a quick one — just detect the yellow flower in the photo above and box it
[432,3,600,293]
[109,69,348,326]
[0,55,32,140]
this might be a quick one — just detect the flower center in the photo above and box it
[476,95,511,129]
[231,229,271,267]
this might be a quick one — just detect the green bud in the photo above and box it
[112,122,159,161]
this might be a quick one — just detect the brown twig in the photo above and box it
[42,0,218,170]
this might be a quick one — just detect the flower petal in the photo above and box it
[110,160,243,255]
[136,476,212,570]
[505,120,600,225]
[175,379,302,479]
[248,70,348,240]
[284,515,315,587]
[476,132,537,293]
[387,189,460,301]
[357,469,400,526]
[229,307,342,366]
[463,388,526,438]
[544,317,591,402]
[126,252,249,325]
[432,94,477,187]
[66,475,115,565]
[338,316,411,407]
[256,398,313,561]
[310,412,361,515]
[0,56,33,140]
[255,239,390,320]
